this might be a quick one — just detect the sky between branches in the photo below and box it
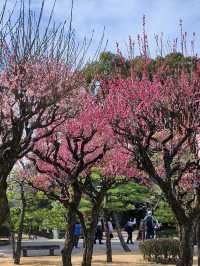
[1,0,200,57]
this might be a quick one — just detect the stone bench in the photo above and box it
[22,245,60,256]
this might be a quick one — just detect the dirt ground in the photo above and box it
[0,252,198,266]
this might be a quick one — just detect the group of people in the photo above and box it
[73,219,114,248]
[94,220,114,244]
[125,211,160,244]
[140,210,160,240]
[73,211,160,248]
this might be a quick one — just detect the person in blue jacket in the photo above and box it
[74,221,81,248]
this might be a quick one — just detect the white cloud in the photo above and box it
[50,0,200,56]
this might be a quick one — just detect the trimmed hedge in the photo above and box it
[139,238,180,264]
[156,228,177,238]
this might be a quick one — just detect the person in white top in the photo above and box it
[108,220,113,232]
[127,218,136,227]
[108,220,114,239]
[125,218,136,244]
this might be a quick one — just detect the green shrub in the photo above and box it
[156,228,177,238]
[139,238,180,264]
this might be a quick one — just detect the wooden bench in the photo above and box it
[22,245,60,256]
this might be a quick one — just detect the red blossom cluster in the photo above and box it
[103,59,200,191]
[28,90,137,198]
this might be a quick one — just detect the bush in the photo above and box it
[156,228,177,238]
[139,238,180,264]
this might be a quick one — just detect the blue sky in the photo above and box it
[2,0,200,57]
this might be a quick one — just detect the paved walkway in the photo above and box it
[0,235,139,257]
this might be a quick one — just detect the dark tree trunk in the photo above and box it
[176,223,194,266]
[62,206,76,266]
[113,213,131,252]
[62,183,82,266]
[14,183,26,264]
[136,135,198,266]
[0,161,16,227]
[196,223,200,266]
[0,179,10,226]
[82,226,97,266]
[11,232,16,259]
[104,211,112,263]
[77,209,87,245]
[176,223,181,239]
[157,180,196,266]
[82,201,102,266]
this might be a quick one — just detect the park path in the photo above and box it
[0,233,139,257]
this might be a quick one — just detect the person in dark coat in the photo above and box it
[144,211,158,239]
[94,221,104,244]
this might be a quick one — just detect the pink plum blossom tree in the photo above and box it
[27,89,138,266]
[27,92,112,266]
[104,56,200,266]
[0,0,84,226]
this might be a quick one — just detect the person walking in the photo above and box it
[144,211,158,239]
[74,221,81,248]
[125,218,136,244]
[108,219,114,239]
[95,221,104,244]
